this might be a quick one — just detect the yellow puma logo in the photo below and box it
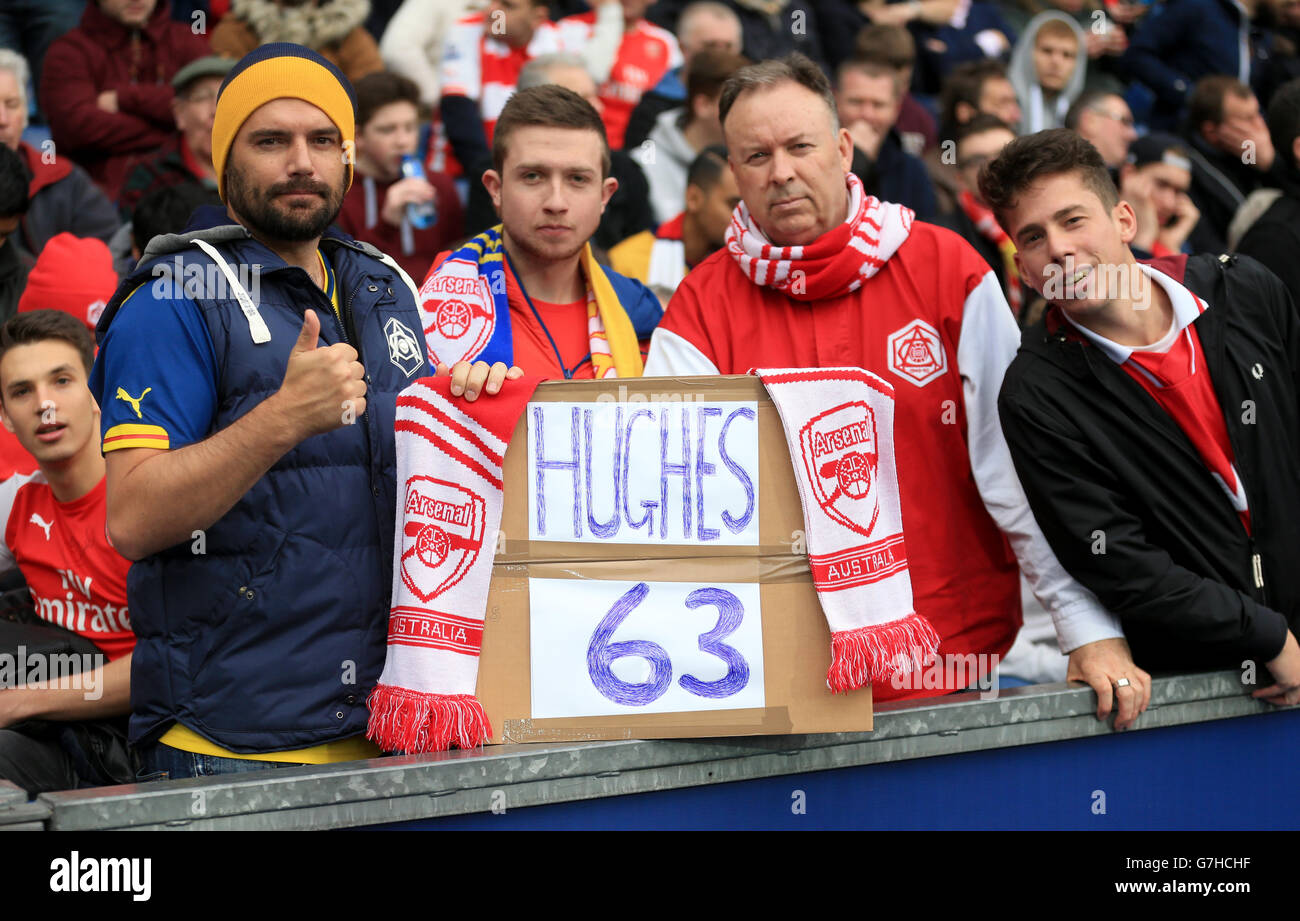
[116,387,152,418]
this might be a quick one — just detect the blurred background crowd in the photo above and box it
[0,0,1298,495]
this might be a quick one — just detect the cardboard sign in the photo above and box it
[477,376,874,743]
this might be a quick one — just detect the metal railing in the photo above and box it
[0,668,1281,831]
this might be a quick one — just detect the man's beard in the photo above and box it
[501,207,588,267]
[507,228,586,267]
[224,163,344,243]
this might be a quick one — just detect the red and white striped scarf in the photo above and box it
[757,367,938,692]
[367,375,542,753]
[958,189,1022,317]
[725,172,913,302]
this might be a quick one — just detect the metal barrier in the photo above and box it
[2,669,1292,830]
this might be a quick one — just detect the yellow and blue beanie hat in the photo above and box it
[211,42,357,201]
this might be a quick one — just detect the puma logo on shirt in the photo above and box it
[29,513,52,540]
[116,387,152,418]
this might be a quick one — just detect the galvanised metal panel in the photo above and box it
[32,669,1287,831]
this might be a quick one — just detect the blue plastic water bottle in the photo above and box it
[400,154,438,229]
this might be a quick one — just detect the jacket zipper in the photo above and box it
[1249,539,1267,604]
[1209,256,1269,606]
[338,267,388,588]
[312,250,386,679]
[308,253,374,418]
[337,275,374,407]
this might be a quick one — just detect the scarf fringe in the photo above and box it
[366,684,492,753]
[827,612,941,693]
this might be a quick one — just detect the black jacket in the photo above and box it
[647,0,827,72]
[0,241,28,326]
[1184,132,1283,253]
[998,253,1300,673]
[933,206,1007,298]
[1235,169,1300,297]
[851,130,938,222]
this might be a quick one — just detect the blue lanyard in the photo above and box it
[503,249,591,380]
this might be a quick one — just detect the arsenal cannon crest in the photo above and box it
[887,319,947,387]
[418,268,497,367]
[400,476,486,602]
[798,400,881,537]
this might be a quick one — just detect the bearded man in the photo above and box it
[89,44,429,777]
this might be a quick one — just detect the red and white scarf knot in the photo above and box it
[727,172,914,301]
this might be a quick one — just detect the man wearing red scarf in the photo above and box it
[934,115,1024,322]
[645,55,1145,727]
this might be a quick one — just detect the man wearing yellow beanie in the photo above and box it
[88,43,430,779]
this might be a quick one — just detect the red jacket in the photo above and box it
[335,172,465,282]
[39,0,210,202]
[646,221,1118,701]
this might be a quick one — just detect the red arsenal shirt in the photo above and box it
[0,426,37,481]
[0,473,133,660]
[557,13,682,149]
[647,223,1030,700]
[440,12,565,145]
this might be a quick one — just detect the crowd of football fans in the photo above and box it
[0,0,1297,795]
[4,1,1300,323]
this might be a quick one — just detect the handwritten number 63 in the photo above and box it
[586,582,750,706]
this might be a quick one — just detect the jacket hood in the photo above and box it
[1008,11,1088,132]
[80,0,176,47]
[18,141,72,197]
[647,107,696,167]
[230,0,371,47]
[104,203,400,343]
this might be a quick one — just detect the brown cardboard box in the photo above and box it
[476,376,874,743]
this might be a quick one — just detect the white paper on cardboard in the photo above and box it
[526,400,760,545]
[529,577,766,719]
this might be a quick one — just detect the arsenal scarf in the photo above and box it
[367,374,542,753]
[368,365,937,751]
[958,189,1022,316]
[757,367,939,691]
[726,172,913,301]
[417,225,644,378]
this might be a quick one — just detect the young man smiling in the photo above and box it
[987,129,1300,707]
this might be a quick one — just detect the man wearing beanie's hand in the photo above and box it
[88,44,429,779]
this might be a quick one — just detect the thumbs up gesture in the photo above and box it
[276,309,368,439]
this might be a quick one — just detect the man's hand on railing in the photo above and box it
[1067,637,1152,731]
[1255,631,1300,707]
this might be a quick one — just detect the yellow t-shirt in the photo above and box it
[319,249,341,321]
[159,723,382,764]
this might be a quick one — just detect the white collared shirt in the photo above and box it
[1060,262,1207,365]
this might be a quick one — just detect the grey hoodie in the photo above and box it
[633,107,698,225]
[1008,11,1088,133]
